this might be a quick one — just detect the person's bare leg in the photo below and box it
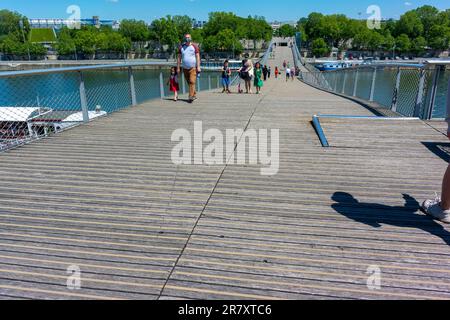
[441,165,450,210]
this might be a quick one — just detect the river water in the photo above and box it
[0,66,447,118]
[0,69,224,115]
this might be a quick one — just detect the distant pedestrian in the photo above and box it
[221,60,232,93]
[275,66,279,79]
[177,34,201,103]
[268,66,272,79]
[254,62,264,94]
[290,68,295,81]
[167,66,180,101]
[286,67,291,81]
[283,60,287,69]
[262,65,268,81]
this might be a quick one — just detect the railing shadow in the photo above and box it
[422,142,450,163]
[331,192,450,246]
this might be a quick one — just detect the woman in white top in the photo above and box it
[239,58,254,94]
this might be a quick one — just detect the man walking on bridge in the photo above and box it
[177,34,201,103]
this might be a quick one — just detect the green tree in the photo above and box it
[203,12,244,38]
[119,19,150,42]
[172,15,193,40]
[215,29,243,53]
[414,5,440,37]
[311,38,330,57]
[150,16,180,52]
[191,28,204,44]
[73,27,98,55]
[396,11,424,38]
[276,24,297,37]
[395,34,412,54]
[411,36,427,56]
[428,24,450,51]
[55,27,76,55]
[0,10,30,38]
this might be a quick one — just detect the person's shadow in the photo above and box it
[331,192,450,246]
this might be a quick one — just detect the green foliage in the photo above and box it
[119,19,150,42]
[395,11,424,38]
[201,12,271,54]
[55,27,76,55]
[276,24,297,38]
[395,34,412,53]
[0,33,46,56]
[55,26,131,55]
[311,38,330,57]
[29,28,56,43]
[299,5,450,56]
[150,15,181,51]
[0,10,46,57]
[172,15,193,40]
[411,36,427,55]
[0,9,29,37]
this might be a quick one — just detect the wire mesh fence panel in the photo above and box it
[344,70,356,96]
[198,73,208,92]
[396,68,421,117]
[134,68,162,103]
[83,69,131,114]
[162,71,174,98]
[373,67,397,108]
[432,67,450,119]
[355,68,373,100]
[0,72,82,151]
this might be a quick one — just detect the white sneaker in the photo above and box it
[422,198,450,224]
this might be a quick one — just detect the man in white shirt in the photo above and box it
[177,34,201,103]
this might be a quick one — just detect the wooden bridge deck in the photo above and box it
[0,45,450,300]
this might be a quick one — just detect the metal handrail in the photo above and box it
[300,63,449,120]
[0,61,228,78]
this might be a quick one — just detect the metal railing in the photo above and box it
[259,39,275,67]
[0,62,231,152]
[300,62,450,120]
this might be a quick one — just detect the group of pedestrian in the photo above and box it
[168,33,274,102]
[234,55,272,94]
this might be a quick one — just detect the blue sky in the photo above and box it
[1,0,449,22]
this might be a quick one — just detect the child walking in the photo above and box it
[221,60,232,93]
[275,66,279,79]
[168,67,180,101]
[254,62,264,94]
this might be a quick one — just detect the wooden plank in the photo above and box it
[0,41,449,300]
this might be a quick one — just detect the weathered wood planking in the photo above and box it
[0,42,449,300]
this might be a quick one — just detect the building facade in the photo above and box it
[29,16,120,30]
